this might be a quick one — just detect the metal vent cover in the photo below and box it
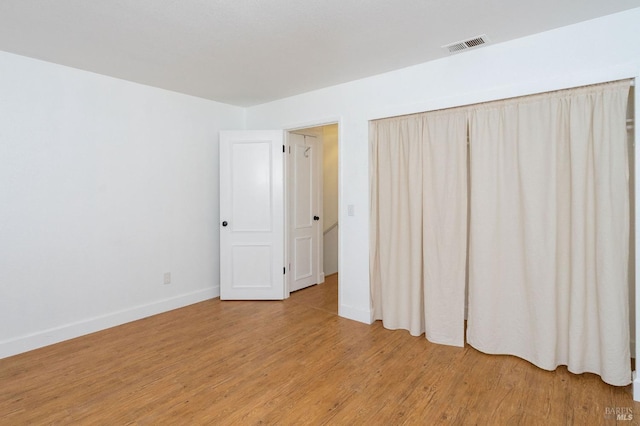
[443,35,489,54]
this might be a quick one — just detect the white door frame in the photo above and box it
[632,74,639,401]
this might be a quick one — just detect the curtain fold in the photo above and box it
[466,80,632,386]
[370,109,467,346]
[370,117,425,336]
[422,111,468,346]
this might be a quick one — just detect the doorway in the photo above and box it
[286,124,339,309]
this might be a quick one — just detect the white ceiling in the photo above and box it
[1,1,639,107]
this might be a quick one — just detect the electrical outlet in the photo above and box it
[163,272,171,285]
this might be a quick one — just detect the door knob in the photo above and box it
[222,221,228,227]
[313,216,320,221]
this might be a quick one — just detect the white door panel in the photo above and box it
[220,130,284,300]
[294,236,313,279]
[231,141,273,232]
[231,244,273,287]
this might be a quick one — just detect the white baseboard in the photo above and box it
[339,304,374,324]
[0,288,217,360]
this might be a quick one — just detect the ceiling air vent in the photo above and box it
[443,35,489,54]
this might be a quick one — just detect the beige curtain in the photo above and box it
[370,109,467,346]
[466,80,632,386]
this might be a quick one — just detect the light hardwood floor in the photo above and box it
[1,274,638,425]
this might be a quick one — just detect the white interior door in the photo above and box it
[289,133,321,292]
[219,130,284,300]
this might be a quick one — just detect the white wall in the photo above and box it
[246,8,640,324]
[0,51,244,358]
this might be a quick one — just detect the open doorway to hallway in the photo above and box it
[287,123,339,313]
[288,273,338,314]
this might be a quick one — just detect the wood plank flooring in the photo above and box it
[1,274,639,425]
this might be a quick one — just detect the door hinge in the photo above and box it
[283,267,286,274]
[283,145,285,153]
